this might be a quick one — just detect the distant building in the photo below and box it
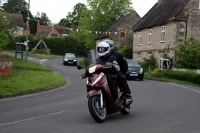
[132,0,200,67]
[96,11,141,47]
[0,11,27,36]
[36,22,69,38]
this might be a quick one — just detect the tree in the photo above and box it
[59,3,86,28]
[177,37,200,69]
[1,0,28,22]
[78,0,133,49]
[0,31,9,51]
[118,44,133,59]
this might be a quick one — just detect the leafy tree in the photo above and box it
[118,44,133,59]
[59,3,86,28]
[0,31,9,51]
[139,55,157,72]
[1,0,28,22]
[177,37,200,69]
[78,0,133,49]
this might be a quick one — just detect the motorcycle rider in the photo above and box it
[95,41,121,106]
[103,39,133,105]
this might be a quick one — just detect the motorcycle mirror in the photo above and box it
[77,64,84,70]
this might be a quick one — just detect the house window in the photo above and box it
[160,53,164,58]
[148,54,151,59]
[138,54,141,62]
[120,30,125,38]
[148,29,152,44]
[160,26,165,42]
[199,0,200,9]
[51,34,57,37]
[138,32,141,45]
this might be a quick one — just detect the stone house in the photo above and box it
[96,11,141,48]
[36,22,69,38]
[132,0,200,68]
[0,11,27,36]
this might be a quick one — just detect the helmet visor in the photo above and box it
[97,47,108,53]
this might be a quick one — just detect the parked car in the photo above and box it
[63,53,77,66]
[125,59,144,81]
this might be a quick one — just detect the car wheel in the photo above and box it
[139,75,144,81]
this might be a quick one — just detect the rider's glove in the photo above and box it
[112,61,120,71]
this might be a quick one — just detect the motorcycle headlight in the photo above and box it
[89,65,97,73]
[139,68,143,74]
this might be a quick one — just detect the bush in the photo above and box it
[0,53,11,62]
[118,44,132,59]
[152,68,162,77]
[162,70,200,85]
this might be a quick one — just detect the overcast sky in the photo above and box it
[25,0,158,24]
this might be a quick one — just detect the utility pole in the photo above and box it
[25,0,30,62]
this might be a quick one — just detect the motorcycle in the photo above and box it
[77,62,131,123]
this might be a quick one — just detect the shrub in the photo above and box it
[118,44,132,59]
[152,68,162,77]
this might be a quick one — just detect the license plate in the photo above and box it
[68,62,73,64]
[130,74,138,76]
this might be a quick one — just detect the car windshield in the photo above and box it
[65,54,75,58]
[126,59,138,66]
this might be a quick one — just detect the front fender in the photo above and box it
[87,90,101,98]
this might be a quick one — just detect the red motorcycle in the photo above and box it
[77,62,131,123]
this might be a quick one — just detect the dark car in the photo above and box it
[125,59,144,81]
[63,53,77,66]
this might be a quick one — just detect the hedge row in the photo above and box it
[162,70,200,85]
[12,35,87,56]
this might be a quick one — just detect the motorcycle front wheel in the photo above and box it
[88,95,106,123]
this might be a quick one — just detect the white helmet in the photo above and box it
[97,42,110,56]
[103,39,114,52]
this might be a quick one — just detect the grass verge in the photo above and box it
[0,54,66,99]
[145,74,200,88]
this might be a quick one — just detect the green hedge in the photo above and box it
[12,35,87,56]
[163,70,200,85]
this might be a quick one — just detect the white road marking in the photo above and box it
[0,110,67,126]
[40,59,48,64]
[170,83,200,94]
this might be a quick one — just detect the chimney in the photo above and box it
[37,21,40,33]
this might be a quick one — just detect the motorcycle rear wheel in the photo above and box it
[88,96,106,123]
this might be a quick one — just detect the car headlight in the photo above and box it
[64,58,68,61]
[74,59,77,62]
[139,68,143,74]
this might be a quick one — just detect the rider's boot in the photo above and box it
[125,93,133,106]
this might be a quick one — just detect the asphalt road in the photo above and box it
[0,57,200,133]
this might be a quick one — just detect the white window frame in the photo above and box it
[160,53,164,58]
[138,32,141,45]
[148,54,151,59]
[138,54,141,62]
[148,29,152,44]
[160,26,165,42]
[199,0,200,9]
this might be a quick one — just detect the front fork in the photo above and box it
[87,90,104,108]
[100,92,103,108]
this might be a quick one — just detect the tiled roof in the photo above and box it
[39,25,69,36]
[0,11,26,27]
[96,12,135,40]
[55,27,69,34]
[133,0,189,31]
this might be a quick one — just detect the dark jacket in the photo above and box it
[95,53,119,74]
[110,51,128,74]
